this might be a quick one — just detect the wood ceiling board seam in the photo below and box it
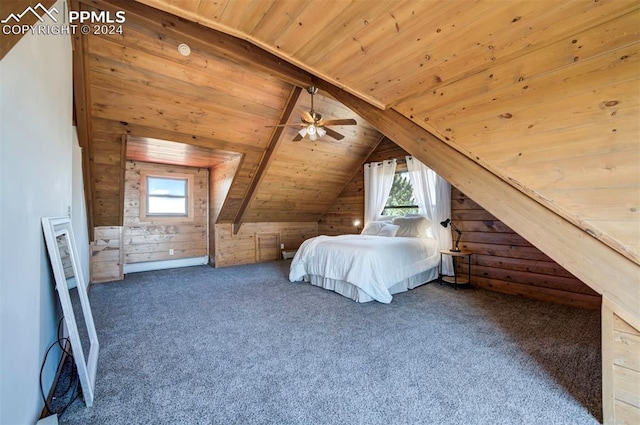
[305,2,413,68]
[389,3,640,108]
[403,40,640,128]
[436,93,639,163]
[465,129,639,170]
[128,0,386,109]
[267,2,354,60]
[318,0,477,74]
[324,1,496,101]
[424,79,639,150]
[87,0,314,88]
[89,87,277,147]
[87,36,292,112]
[88,64,287,124]
[251,0,382,67]
[95,119,265,155]
[544,188,638,221]
[233,86,303,232]
[128,135,243,155]
[92,23,295,105]
[421,46,640,131]
[499,152,640,192]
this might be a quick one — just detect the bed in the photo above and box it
[289,216,440,303]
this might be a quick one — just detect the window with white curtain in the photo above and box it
[382,171,419,216]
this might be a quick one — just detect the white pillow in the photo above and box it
[376,215,394,222]
[377,223,400,237]
[392,216,431,237]
[361,221,387,235]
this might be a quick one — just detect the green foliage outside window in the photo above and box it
[383,172,419,217]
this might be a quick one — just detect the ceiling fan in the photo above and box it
[268,86,357,141]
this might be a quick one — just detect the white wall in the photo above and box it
[0,1,74,422]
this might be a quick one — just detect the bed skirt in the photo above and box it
[305,267,439,303]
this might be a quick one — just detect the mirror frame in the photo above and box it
[42,216,99,407]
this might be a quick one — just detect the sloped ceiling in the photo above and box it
[73,0,639,269]
[132,0,639,265]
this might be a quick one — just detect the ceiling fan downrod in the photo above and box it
[307,86,319,120]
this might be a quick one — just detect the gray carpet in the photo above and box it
[59,261,601,424]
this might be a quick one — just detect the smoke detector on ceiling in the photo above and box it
[177,43,191,56]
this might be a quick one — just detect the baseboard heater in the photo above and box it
[282,250,297,260]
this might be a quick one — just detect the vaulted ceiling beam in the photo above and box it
[233,86,303,234]
[82,0,313,88]
[317,78,639,326]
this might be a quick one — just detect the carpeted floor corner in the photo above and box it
[58,260,601,424]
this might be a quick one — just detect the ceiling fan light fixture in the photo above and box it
[317,127,326,137]
[298,128,308,138]
[307,125,317,136]
[309,133,317,141]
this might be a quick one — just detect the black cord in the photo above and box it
[40,336,80,417]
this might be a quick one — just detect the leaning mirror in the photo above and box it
[42,216,99,407]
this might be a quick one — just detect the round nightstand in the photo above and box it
[439,250,472,289]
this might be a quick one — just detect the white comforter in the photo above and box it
[289,235,439,303]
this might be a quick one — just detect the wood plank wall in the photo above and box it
[320,139,599,308]
[123,161,208,264]
[452,188,601,310]
[603,298,640,424]
[209,156,243,264]
[214,222,318,268]
[90,226,123,283]
[91,119,125,227]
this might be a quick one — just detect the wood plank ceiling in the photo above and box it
[77,0,384,229]
[73,0,639,268]
[132,0,640,265]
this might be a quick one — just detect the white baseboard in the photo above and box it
[124,256,209,274]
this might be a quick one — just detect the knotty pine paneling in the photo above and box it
[90,226,123,283]
[214,222,318,268]
[452,187,601,310]
[123,161,208,264]
[91,119,125,227]
[209,156,242,263]
[603,299,640,424]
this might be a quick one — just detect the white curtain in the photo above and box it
[364,159,397,225]
[406,156,454,275]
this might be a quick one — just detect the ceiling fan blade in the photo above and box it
[300,110,314,123]
[323,127,345,140]
[292,133,304,142]
[319,118,357,126]
[265,123,305,128]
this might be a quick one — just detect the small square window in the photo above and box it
[146,176,188,216]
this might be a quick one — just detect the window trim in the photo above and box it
[139,171,194,222]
